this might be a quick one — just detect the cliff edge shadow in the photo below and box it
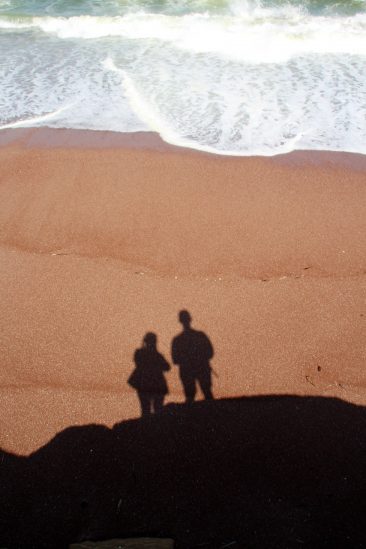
[1,395,366,548]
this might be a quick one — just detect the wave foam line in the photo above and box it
[103,57,306,156]
[0,103,75,130]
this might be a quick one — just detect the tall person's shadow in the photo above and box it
[171,310,215,404]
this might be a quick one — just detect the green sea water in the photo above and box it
[1,0,366,16]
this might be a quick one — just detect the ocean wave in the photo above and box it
[1,11,366,62]
[1,0,366,157]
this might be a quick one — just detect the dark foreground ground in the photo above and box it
[1,395,366,548]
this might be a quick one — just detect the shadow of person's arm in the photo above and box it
[127,349,141,389]
[203,333,214,360]
[160,353,171,371]
[171,336,180,365]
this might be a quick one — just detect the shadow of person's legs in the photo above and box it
[153,394,165,414]
[180,370,196,403]
[137,392,151,417]
[198,369,214,400]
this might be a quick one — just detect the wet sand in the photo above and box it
[0,128,366,455]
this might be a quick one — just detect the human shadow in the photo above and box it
[128,332,170,417]
[171,310,214,403]
[1,395,366,548]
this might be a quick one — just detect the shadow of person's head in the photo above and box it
[179,309,191,330]
[143,332,157,350]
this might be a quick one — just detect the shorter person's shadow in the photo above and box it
[128,332,170,417]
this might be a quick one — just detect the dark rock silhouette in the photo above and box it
[1,396,366,548]
[172,310,214,403]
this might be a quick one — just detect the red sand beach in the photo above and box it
[0,129,366,456]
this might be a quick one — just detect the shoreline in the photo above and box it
[2,126,366,171]
[1,127,366,455]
